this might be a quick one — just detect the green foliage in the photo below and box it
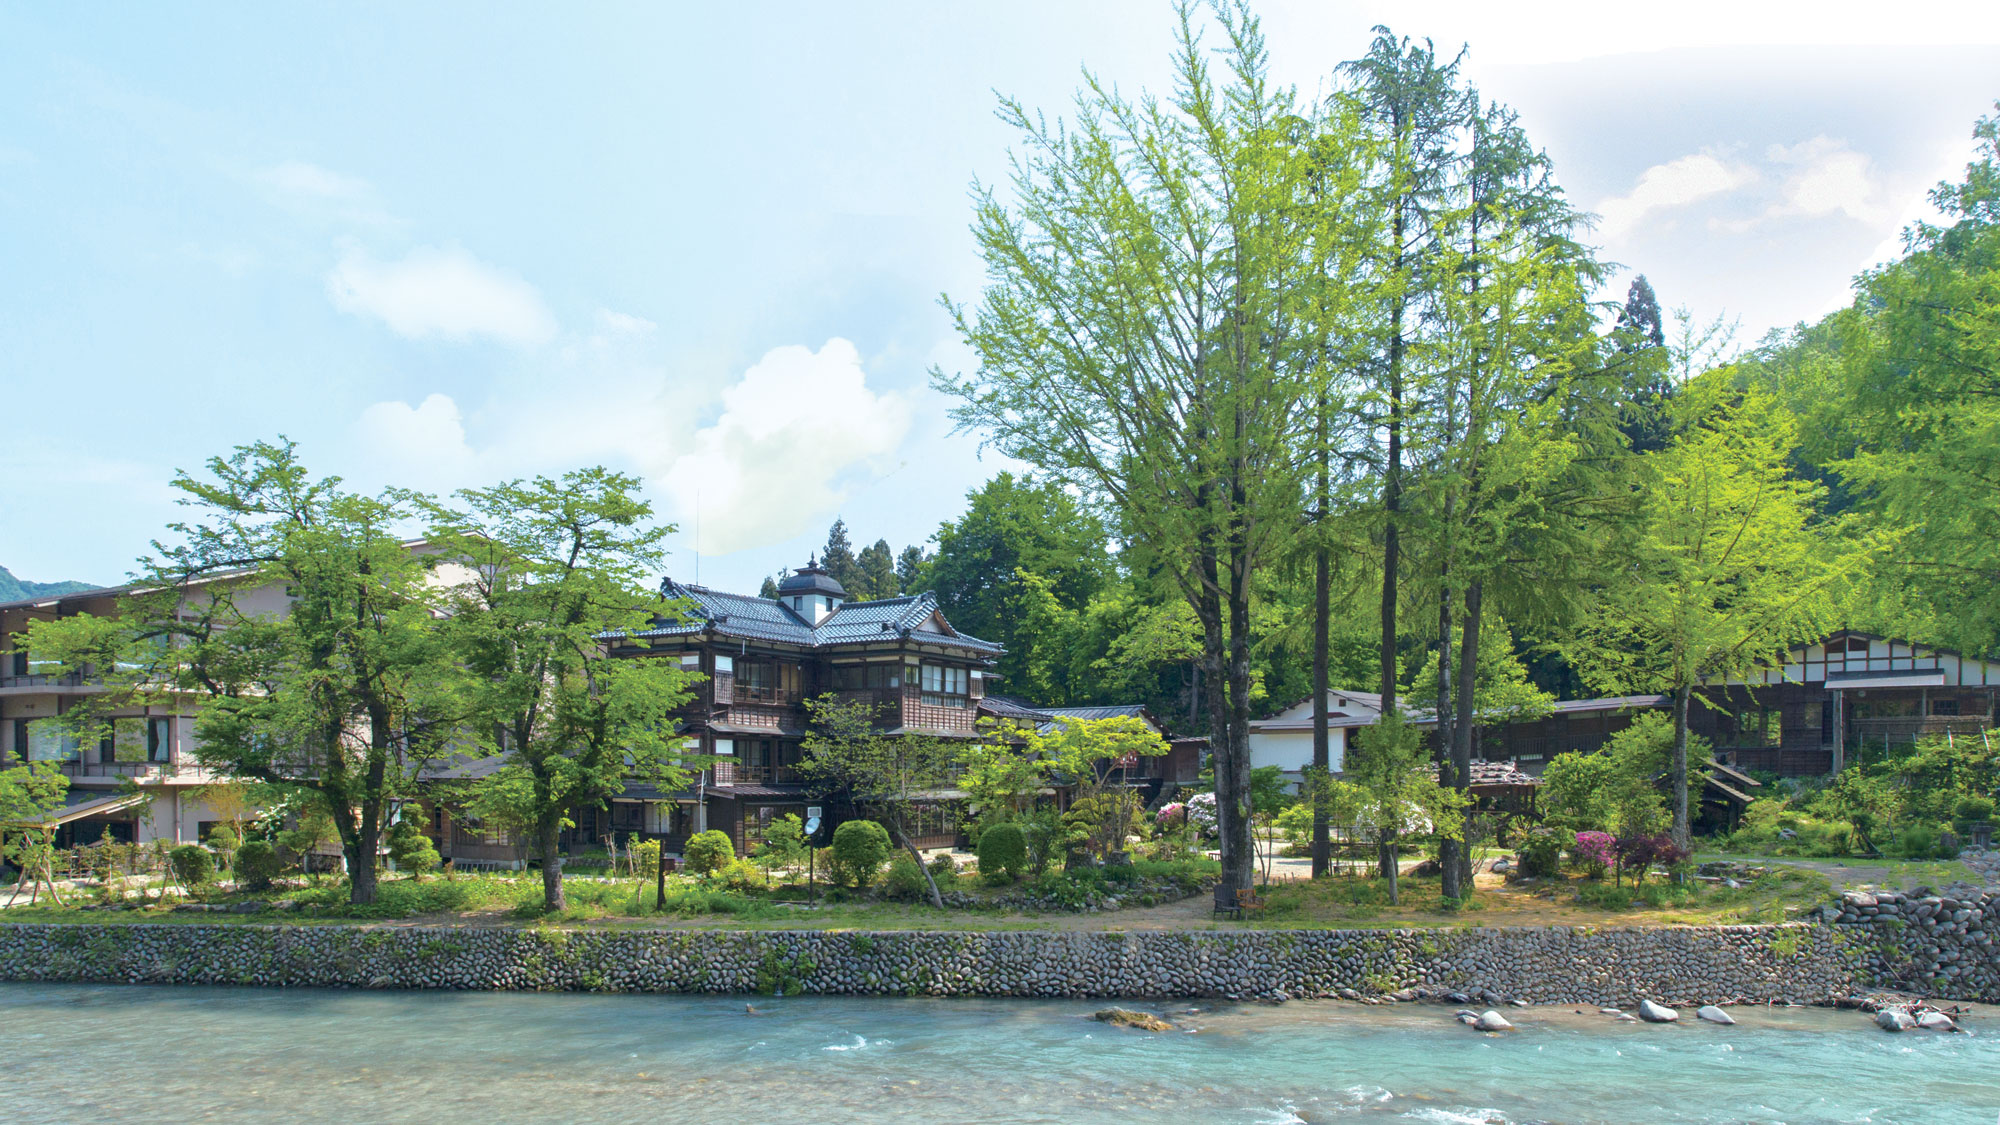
[718,857,766,891]
[829,819,892,889]
[1515,831,1564,878]
[756,814,808,877]
[168,844,214,888]
[204,824,240,869]
[386,821,440,880]
[1955,795,1995,823]
[883,852,930,900]
[234,839,281,891]
[799,694,956,904]
[1538,713,1687,836]
[631,839,660,880]
[977,822,1028,883]
[426,467,699,912]
[683,830,735,876]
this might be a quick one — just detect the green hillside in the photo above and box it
[0,565,100,603]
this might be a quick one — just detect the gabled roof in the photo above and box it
[1043,704,1147,722]
[631,582,1002,656]
[976,694,1049,723]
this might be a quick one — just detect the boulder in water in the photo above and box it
[1473,1010,1515,1032]
[1094,1008,1173,1032]
[1874,1009,1914,1032]
[1696,1006,1736,1025]
[1638,1000,1679,1023]
[1916,1011,1957,1032]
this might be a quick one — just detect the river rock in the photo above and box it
[1874,1009,1914,1032]
[1916,1012,1958,1032]
[1094,1007,1173,1032]
[1473,1010,1515,1031]
[1697,1006,1736,1025]
[1638,1000,1679,1023]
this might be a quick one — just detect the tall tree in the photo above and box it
[854,539,899,602]
[937,4,1326,888]
[426,468,701,912]
[896,545,929,591]
[1562,380,1870,847]
[915,473,1110,691]
[28,441,466,904]
[1338,32,1470,870]
[821,519,859,593]
[1833,104,2000,656]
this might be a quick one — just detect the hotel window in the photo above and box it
[714,654,734,674]
[679,653,701,672]
[712,738,734,756]
[920,664,969,706]
[26,719,78,762]
[111,717,150,763]
[833,664,898,690]
[148,718,173,762]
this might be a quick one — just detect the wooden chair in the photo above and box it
[1235,885,1267,917]
[1212,877,1242,919]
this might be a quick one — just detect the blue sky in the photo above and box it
[3,2,1996,593]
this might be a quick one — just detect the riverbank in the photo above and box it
[0,920,1870,1005]
[5,984,1994,1125]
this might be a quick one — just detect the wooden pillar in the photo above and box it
[1831,689,1845,775]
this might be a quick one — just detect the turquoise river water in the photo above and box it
[1,984,1994,1123]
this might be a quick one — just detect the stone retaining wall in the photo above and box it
[1829,888,2000,1000]
[0,922,1883,1005]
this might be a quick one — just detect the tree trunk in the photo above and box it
[539,813,567,912]
[1449,579,1483,895]
[346,839,378,904]
[1436,555,1459,900]
[1672,683,1692,851]
[898,831,944,909]
[1310,541,1331,878]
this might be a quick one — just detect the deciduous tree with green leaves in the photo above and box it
[426,468,700,913]
[1562,380,1872,849]
[27,440,468,905]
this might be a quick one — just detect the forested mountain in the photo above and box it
[0,565,97,602]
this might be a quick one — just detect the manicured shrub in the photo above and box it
[927,852,958,885]
[386,821,440,880]
[168,844,214,888]
[977,822,1028,883]
[1515,830,1564,878]
[1955,795,1995,823]
[684,829,735,876]
[1569,831,1616,879]
[234,839,281,891]
[830,819,892,888]
[204,825,240,870]
[719,857,766,891]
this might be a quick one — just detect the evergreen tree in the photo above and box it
[758,573,782,600]
[821,519,859,593]
[855,539,899,601]
[1614,275,1674,453]
[896,545,929,591]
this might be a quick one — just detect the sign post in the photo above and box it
[805,807,822,905]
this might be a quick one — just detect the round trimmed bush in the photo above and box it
[830,819,892,888]
[977,822,1028,883]
[205,825,240,869]
[386,822,440,880]
[168,843,214,888]
[883,851,928,900]
[234,839,281,891]
[684,829,735,876]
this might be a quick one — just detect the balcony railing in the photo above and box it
[61,760,176,779]
[714,763,805,786]
[0,671,92,690]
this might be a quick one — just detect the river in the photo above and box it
[1,984,1991,1123]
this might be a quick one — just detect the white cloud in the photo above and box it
[327,245,557,347]
[595,308,657,335]
[661,339,911,556]
[1765,136,1888,224]
[1595,152,1756,240]
[353,393,478,488]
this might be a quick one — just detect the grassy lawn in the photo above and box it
[1692,850,1983,892]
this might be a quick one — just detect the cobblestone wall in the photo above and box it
[0,921,1891,1004]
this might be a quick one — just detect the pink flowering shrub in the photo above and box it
[1156,802,1186,827]
[1183,792,1219,838]
[1570,831,1616,879]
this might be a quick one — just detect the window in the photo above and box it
[679,653,701,671]
[111,717,149,763]
[26,719,77,762]
[739,662,773,690]
[714,654,734,674]
[921,664,968,695]
[148,717,172,763]
[1933,698,1961,716]
[712,738,734,757]
[833,664,899,690]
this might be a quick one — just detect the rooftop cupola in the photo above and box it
[775,554,845,624]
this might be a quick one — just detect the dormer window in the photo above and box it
[775,555,845,624]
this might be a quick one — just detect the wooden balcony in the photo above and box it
[715,763,806,786]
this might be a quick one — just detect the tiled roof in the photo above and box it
[1427,759,1541,788]
[629,583,1002,656]
[1043,704,1147,722]
[978,694,1051,722]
